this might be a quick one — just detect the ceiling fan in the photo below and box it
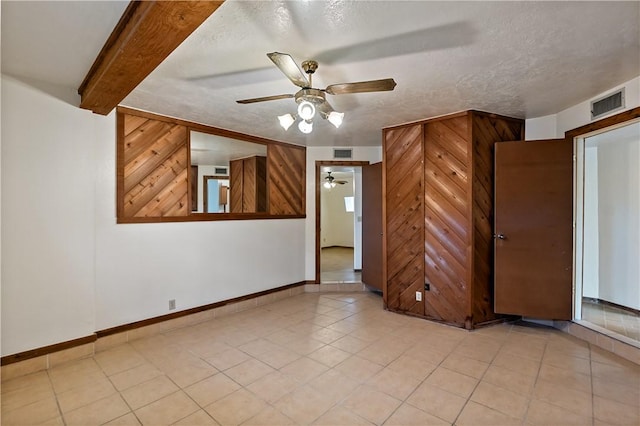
[236,52,397,133]
[324,171,347,188]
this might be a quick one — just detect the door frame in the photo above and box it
[203,175,229,213]
[315,160,370,284]
[567,106,640,321]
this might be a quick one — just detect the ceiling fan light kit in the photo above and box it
[278,113,296,130]
[298,119,313,134]
[237,52,396,135]
[297,100,316,120]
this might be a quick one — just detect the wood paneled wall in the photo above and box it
[268,144,306,215]
[384,125,425,316]
[118,112,189,219]
[423,116,469,325]
[471,113,525,324]
[229,159,244,213]
[116,107,306,223]
[383,110,524,328]
[229,156,267,213]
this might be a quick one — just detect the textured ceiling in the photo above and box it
[2,1,639,147]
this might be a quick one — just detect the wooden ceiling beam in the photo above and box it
[78,1,223,115]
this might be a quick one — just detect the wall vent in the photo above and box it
[333,148,353,159]
[214,166,228,175]
[591,88,625,120]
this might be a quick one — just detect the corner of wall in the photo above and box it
[556,76,640,137]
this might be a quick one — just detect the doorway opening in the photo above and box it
[315,161,369,283]
[574,118,640,346]
[203,175,229,213]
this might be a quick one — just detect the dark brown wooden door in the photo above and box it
[362,163,383,291]
[494,139,573,320]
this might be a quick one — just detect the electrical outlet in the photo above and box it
[169,299,176,310]
[415,291,422,302]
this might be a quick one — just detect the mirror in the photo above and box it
[116,107,306,223]
[190,131,267,214]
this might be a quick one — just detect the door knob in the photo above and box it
[493,233,506,240]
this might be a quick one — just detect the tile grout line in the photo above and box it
[519,328,548,426]
[45,368,67,426]
[449,326,513,426]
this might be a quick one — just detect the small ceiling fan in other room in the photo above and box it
[236,52,397,133]
[323,172,348,188]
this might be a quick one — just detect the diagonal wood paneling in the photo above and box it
[231,156,268,213]
[119,113,189,218]
[423,117,470,326]
[385,125,425,316]
[383,111,524,328]
[268,144,306,215]
[471,113,524,323]
[229,158,244,213]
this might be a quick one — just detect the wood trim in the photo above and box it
[203,175,230,213]
[383,111,470,131]
[565,106,640,140]
[116,110,126,219]
[315,161,370,284]
[97,281,306,337]
[2,281,306,365]
[1,335,97,366]
[381,131,388,308]
[465,112,475,329]
[383,110,525,133]
[117,213,305,224]
[186,130,193,212]
[79,1,223,115]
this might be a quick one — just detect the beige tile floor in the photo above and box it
[321,247,361,283]
[582,299,640,342]
[2,292,640,426]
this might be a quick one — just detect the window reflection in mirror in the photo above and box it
[190,131,267,213]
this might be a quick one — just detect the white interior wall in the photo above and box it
[320,176,354,248]
[305,147,382,280]
[2,76,97,354]
[1,75,305,355]
[596,133,640,310]
[582,147,599,299]
[353,168,363,270]
[557,77,640,137]
[524,114,557,140]
[525,76,640,140]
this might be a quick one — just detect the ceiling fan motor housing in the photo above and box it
[301,60,318,75]
[295,88,325,105]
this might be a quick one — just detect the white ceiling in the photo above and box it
[190,130,267,166]
[2,1,639,147]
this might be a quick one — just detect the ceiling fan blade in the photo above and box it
[267,52,309,88]
[317,100,335,116]
[325,78,397,95]
[236,94,294,104]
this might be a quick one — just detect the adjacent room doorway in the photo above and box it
[574,118,640,344]
[315,161,370,284]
